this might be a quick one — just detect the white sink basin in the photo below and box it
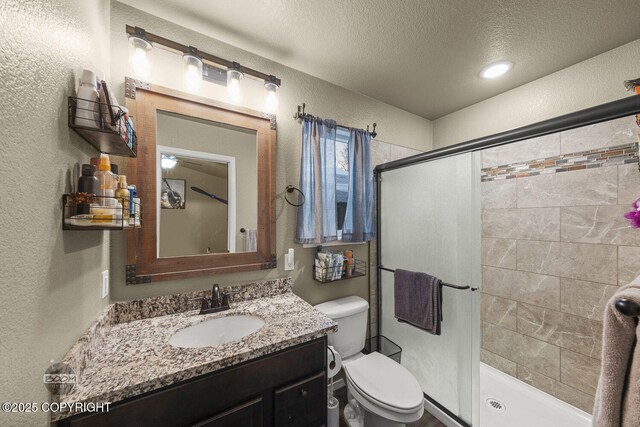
[169,315,265,348]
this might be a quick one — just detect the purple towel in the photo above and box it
[394,269,442,335]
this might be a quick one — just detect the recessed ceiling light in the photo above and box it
[480,61,513,79]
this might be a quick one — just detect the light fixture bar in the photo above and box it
[125,25,281,87]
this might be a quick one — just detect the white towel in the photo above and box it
[243,229,257,252]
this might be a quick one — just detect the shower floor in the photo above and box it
[335,385,445,427]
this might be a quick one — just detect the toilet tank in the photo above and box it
[314,296,369,359]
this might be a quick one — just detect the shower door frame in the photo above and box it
[374,94,640,427]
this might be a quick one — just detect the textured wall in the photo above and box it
[108,2,430,305]
[480,116,640,412]
[433,39,640,149]
[0,1,111,426]
[160,165,228,256]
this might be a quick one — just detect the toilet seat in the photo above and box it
[344,352,424,422]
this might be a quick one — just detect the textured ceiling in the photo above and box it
[119,0,640,119]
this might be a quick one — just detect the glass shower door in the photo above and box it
[379,152,481,425]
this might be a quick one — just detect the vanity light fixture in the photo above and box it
[161,154,178,169]
[227,62,244,102]
[128,27,152,79]
[480,60,513,79]
[183,46,203,92]
[264,75,280,112]
[125,25,282,105]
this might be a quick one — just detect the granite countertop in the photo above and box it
[52,278,336,421]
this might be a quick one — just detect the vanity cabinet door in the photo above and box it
[274,371,325,427]
[192,397,263,427]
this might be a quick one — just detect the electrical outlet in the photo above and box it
[101,270,109,299]
[284,248,295,271]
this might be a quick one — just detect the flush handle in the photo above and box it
[300,388,308,397]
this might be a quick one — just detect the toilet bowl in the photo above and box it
[344,352,424,426]
[315,296,424,426]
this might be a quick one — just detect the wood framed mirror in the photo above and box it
[124,78,276,284]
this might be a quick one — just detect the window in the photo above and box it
[335,127,350,237]
[296,119,373,246]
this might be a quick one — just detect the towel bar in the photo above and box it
[378,266,478,291]
[615,298,640,316]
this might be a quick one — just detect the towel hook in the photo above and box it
[615,298,640,316]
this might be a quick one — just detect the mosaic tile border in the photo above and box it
[481,142,639,182]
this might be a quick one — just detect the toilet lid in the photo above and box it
[344,352,423,411]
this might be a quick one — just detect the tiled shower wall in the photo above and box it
[480,115,640,413]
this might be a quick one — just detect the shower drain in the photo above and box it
[485,398,506,412]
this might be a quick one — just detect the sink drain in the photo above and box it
[485,398,506,412]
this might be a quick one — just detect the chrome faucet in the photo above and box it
[188,284,230,315]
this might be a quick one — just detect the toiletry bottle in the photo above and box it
[75,69,100,128]
[127,185,136,217]
[132,190,141,227]
[110,164,119,202]
[78,163,99,194]
[115,175,130,225]
[120,107,132,146]
[90,157,100,177]
[344,250,354,278]
[127,115,135,149]
[76,164,98,215]
[97,154,116,207]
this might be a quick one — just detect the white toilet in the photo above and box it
[315,296,424,426]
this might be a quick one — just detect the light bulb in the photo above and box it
[131,47,150,79]
[480,61,513,79]
[128,36,152,79]
[227,69,243,103]
[183,54,202,92]
[265,90,278,112]
[161,155,177,169]
[264,81,279,112]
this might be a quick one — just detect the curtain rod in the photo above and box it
[293,103,377,138]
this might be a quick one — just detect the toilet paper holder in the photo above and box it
[327,346,337,370]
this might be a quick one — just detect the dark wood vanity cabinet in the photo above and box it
[57,337,327,427]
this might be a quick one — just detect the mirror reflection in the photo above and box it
[156,111,257,257]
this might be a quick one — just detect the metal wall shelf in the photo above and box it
[62,194,141,231]
[68,97,137,157]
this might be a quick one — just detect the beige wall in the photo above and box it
[108,2,431,304]
[0,1,111,426]
[156,111,258,253]
[480,116,640,413]
[433,39,640,149]
[160,165,228,256]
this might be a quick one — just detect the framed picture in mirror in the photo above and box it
[160,178,186,210]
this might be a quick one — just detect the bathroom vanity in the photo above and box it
[53,278,335,427]
[57,339,326,427]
